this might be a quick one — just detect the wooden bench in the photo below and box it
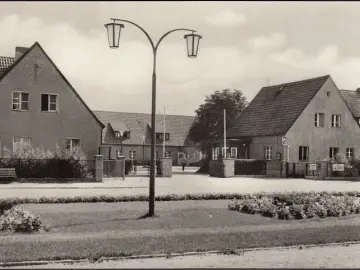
[0,168,17,180]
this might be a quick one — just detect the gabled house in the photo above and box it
[0,42,104,159]
[226,75,360,164]
[93,111,201,164]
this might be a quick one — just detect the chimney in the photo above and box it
[15,46,29,60]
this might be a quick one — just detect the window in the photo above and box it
[123,131,130,139]
[329,147,339,159]
[156,151,159,160]
[41,94,58,112]
[222,147,229,158]
[156,133,169,140]
[12,92,29,111]
[331,114,341,128]
[231,147,238,158]
[314,113,324,127]
[164,151,171,157]
[212,147,219,160]
[116,149,121,157]
[129,150,136,160]
[66,138,81,152]
[346,148,354,160]
[13,137,31,150]
[299,146,309,161]
[265,146,272,160]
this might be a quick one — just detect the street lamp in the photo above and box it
[105,18,202,217]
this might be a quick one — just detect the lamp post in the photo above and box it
[105,19,202,217]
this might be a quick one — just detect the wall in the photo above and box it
[0,45,102,159]
[285,77,360,162]
[100,144,200,164]
[249,135,284,161]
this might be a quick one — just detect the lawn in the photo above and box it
[2,200,360,263]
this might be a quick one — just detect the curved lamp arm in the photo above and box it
[111,18,156,50]
[155,28,196,51]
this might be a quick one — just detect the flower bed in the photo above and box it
[228,191,360,219]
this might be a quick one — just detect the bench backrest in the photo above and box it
[0,168,16,177]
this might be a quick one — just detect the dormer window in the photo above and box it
[123,131,130,139]
[156,133,170,140]
[115,131,121,139]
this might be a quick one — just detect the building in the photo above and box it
[94,111,201,164]
[225,75,360,163]
[0,42,104,159]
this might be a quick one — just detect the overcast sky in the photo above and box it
[1,1,360,115]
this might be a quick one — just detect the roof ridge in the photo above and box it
[93,110,195,117]
[340,89,358,92]
[264,74,330,89]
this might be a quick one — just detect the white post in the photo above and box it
[163,106,166,158]
[224,109,226,158]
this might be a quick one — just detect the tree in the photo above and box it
[189,89,248,171]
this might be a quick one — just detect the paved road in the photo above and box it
[2,173,360,199]
[6,243,360,268]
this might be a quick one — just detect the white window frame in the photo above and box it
[66,138,81,152]
[12,91,29,111]
[222,147,229,158]
[314,113,324,127]
[329,147,339,159]
[129,150,136,160]
[346,148,354,160]
[116,149,121,157]
[331,114,341,128]
[299,146,309,161]
[212,147,219,160]
[41,93,59,112]
[265,146,272,161]
[230,147,238,159]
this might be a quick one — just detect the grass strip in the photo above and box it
[1,224,360,263]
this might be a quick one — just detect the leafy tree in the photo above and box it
[189,89,248,171]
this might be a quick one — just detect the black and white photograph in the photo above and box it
[1,1,360,268]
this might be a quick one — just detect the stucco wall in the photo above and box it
[285,77,360,162]
[0,45,102,159]
[249,136,284,161]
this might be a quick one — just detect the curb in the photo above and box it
[1,240,360,267]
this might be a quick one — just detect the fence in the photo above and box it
[234,159,266,175]
[286,162,321,178]
[0,158,95,178]
[103,159,163,177]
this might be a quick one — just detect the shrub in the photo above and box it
[0,199,17,215]
[0,206,43,233]
[228,192,360,220]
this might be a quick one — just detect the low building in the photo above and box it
[225,75,360,164]
[0,42,104,159]
[94,111,202,164]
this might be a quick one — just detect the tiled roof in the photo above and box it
[93,111,196,146]
[340,89,360,118]
[227,75,330,137]
[0,56,15,76]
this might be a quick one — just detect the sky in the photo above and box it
[1,1,360,116]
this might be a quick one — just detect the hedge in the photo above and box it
[4,191,360,205]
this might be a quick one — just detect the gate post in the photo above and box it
[94,155,103,182]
